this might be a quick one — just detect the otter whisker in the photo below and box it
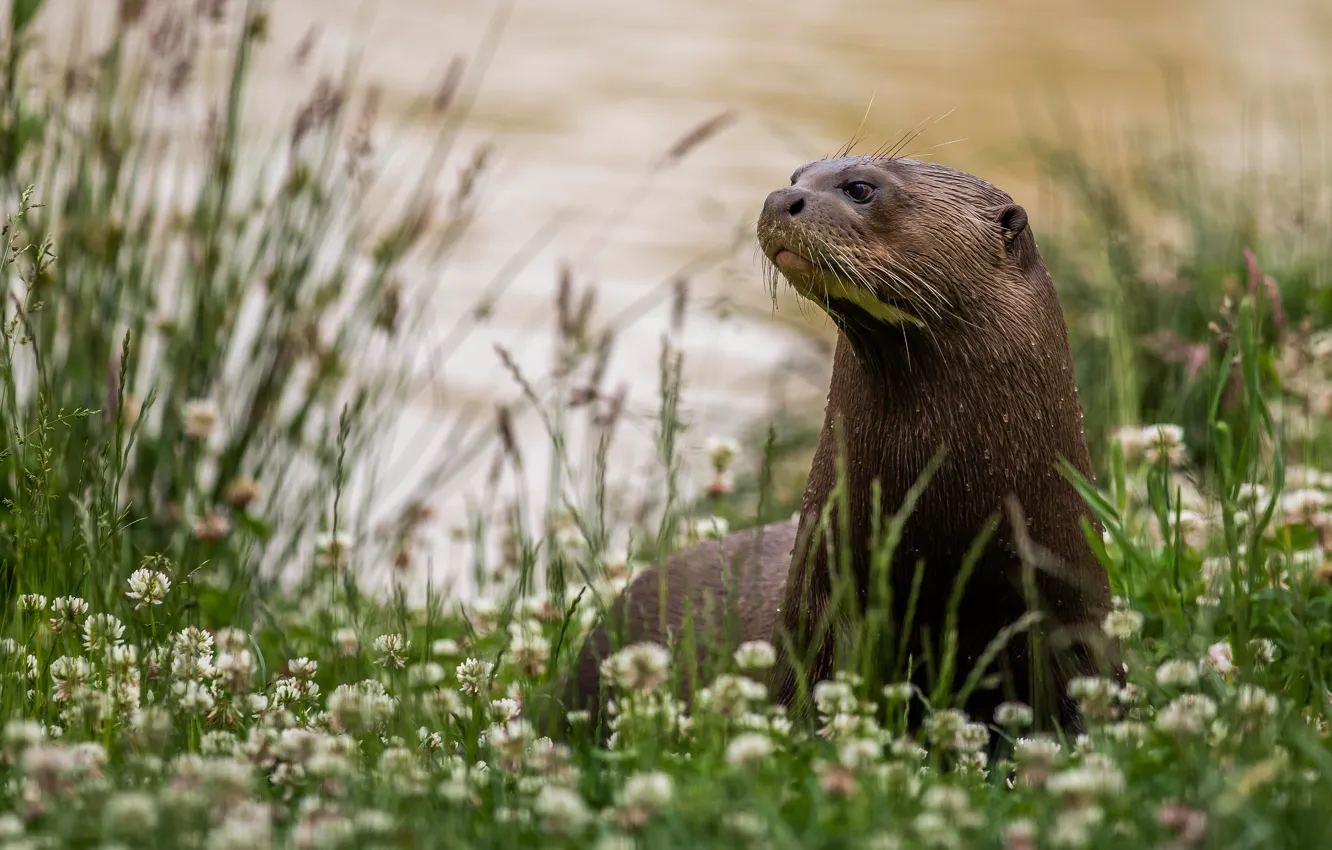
[872,109,958,161]
[882,254,981,331]
[899,136,968,161]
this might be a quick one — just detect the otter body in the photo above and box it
[562,154,1118,738]
[560,520,794,732]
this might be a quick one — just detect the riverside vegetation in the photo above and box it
[3,2,1332,849]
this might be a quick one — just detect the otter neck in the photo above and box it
[772,297,1101,714]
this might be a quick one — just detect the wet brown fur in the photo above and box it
[557,522,794,734]
[557,154,1120,739]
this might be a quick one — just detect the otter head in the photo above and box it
[756,155,1043,361]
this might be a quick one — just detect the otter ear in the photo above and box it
[993,203,1028,247]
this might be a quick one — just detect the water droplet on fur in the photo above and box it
[1002,413,1010,423]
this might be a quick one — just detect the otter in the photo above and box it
[555,154,1119,739]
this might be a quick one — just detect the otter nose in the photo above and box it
[763,187,807,220]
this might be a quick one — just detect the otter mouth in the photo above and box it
[771,247,815,274]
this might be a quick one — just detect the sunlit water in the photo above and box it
[30,0,1332,596]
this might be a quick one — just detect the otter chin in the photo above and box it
[773,247,813,273]
[553,153,1121,742]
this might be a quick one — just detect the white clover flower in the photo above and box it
[82,613,125,653]
[334,628,359,656]
[408,662,445,688]
[467,597,500,635]
[724,812,767,838]
[1203,641,1235,678]
[1047,755,1126,800]
[1103,721,1149,747]
[373,633,410,668]
[813,681,859,717]
[485,717,535,770]
[600,642,671,694]
[882,682,914,704]
[172,627,216,680]
[705,436,740,473]
[1281,488,1329,524]
[107,644,139,672]
[733,640,776,671]
[725,732,775,768]
[49,596,89,634]
[174,679,216,715]
[315,532,352,570]
[283,657,315,679]
[1156,694,1218,736]
[1112,425,1150,462]
[1237,685,1279,723]
[921,785,978,824]
[431,638,460,657]
[425,688,466,718]
[126,568,171,609]
[199,731,238,756]
[698,674,767,717]
[913,811,960,847]
[1143,423,1186,466]
[18,594,47,612]
[3,720,46,754]
[995,701,1034,728]
[1102,608,1144,641]
[214,628,248,654]
[508,621,550,677]
[1155,659,1200,688]
[1236,482,1269,507]
[838,737,883,769]
[1249,638,1276,667]
[490,698,521,724]
[621,770,673,813]
[682,516,729,544]
[102,790,159,835]
[532,785,592,835]
[1014,737,1062,768]
[0,813,22,840]
[214,650,254,694]
[455,657,494,695]
[595,835,638,850]
[1067,676,1120,721]
[924,708,986,752]
[183,399,220,439]
[1049,805,1104,848]
[1003,820,1037,850]
[205,802,273,850]
[49,656,92,704]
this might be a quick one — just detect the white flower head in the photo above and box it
[705,436,740,473]
[18,594,47,612]
[621,770,674,813]
[1155,659,1200,689]
[532,785,592,835]
[183,399,220,439]
[373,634,410,668]
[455,657,495,696]
[725,732,775,768]
[1102,608,1144,641]
[126,569,172,609]
[600,642,672,694]
[83,613,126,653]
[733,640,776,671]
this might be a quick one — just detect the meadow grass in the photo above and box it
[3,2,1332,848]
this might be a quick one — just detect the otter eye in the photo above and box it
[843,181,875,203]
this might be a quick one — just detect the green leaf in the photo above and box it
[11,0,44,36]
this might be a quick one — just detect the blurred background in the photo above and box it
[7,0,1332,601]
